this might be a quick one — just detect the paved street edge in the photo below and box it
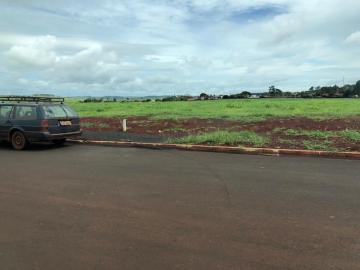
[68,139,360,159]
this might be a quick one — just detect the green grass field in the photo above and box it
[67,99,360,121]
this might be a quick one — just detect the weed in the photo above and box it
[273,127,286,133]
[81,122,96,128]
[81,122,110,129]
[168,130,269,147]
[281,128,360,142]
[283,129,335,139]
[163,127,187,132]
[337,130,360,141]
[278,139,298,145]
[302,140,338,152]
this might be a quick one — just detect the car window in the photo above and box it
[61,105,78,117]
[14,106,37,120]
[42,105,67,118]
[0,105,13,121]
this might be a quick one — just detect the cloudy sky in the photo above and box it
[0,0,359,96]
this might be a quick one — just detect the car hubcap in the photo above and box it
[13,133,25,149]
[15,136,23,145]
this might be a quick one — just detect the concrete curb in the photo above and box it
[68,139,360,160]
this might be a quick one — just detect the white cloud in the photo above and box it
[5,35,57,67]
[3,35,142,90]
[345,31,360,44]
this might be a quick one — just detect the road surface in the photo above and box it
[0,143,359,270]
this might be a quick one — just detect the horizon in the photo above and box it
[1,0,360,96]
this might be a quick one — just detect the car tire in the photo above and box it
[11,131,27,150]
[52,139,66,145]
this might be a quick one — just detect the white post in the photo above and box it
[122,119,127,132]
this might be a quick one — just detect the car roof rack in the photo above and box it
[0,96,64,104]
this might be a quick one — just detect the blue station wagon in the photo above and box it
[0,96,82,150]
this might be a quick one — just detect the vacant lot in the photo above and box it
[68,99,360,151]
[68,99,360,121]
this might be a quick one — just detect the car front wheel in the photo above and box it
[11,131,27,150]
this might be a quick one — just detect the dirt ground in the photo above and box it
[81,116,360,151]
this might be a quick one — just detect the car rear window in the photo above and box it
[42,105,78,118]
[62,105,78,117]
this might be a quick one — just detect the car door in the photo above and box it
[0,105,14,139]
[12,105,40,135]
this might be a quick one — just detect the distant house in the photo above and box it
[199,93,209,100]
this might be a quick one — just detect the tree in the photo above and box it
[199,93,209,100]
[268,86,283,97]
[354,80,360,95]
[240,91,252,98]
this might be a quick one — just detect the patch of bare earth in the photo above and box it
[81,117,360,151]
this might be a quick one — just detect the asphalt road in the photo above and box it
[0,143,359,270]
[81,130,166,143]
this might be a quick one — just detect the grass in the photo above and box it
[283,129,335,139]
[278,139,299,145]
[302,140,339,152]
[66,98,360,121]
[272,128,360,152]
[81,122,110,129]
[163,127,187,132]
[337,130,360,141]
[279,128,360,141]
[168,130,269,147]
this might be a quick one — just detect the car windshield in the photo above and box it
[42,105,77,118]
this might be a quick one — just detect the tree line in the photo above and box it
[82,80,360,102]
[203,80,360,99]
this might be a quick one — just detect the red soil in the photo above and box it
[81,116,360,151]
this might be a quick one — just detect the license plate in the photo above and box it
[59,120,72,126]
